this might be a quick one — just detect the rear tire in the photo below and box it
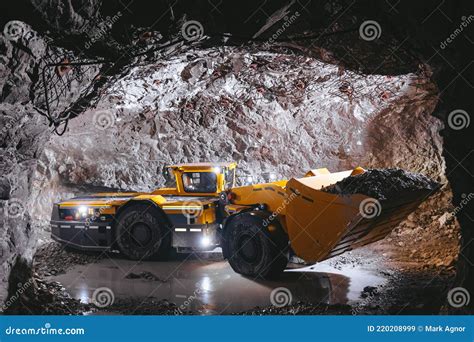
[115,202,171,260]
[224,211,289,279]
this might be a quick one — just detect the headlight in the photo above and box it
[201,237,211,246]
[75,206,93,219]
[71,205,110,220]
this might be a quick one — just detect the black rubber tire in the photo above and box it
[115,202,171,260]
[224,211,289,279]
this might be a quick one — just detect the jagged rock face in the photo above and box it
[29,0,101,35]
[0,24,97,305]
[0,26,50,305]
[31,47,443,224]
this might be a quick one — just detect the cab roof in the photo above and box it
[167,162,237,170]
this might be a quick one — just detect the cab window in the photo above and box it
[224,167,235,189]
[182,172,217,193]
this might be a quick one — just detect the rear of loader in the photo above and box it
[223,168,439,278]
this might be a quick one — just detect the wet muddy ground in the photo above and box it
[39,245,385,314]
[16,239,455,315]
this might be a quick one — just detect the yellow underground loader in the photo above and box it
[51,162,438,278]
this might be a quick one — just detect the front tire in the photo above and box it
[224,211,289,279]
[115,202,171,260]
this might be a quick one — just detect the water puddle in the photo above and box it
[50,255,385,314]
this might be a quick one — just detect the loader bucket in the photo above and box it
[284,174,437,263]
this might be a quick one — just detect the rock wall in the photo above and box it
[0,24,98,305]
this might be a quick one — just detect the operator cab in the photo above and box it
[166,162,237,196]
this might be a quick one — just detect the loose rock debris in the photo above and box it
[4,278,92,315]
[322,168,440,200]
[361,286,378,298]
[104,298,182,315]
[238,302,353,315]
[125,271,165,282]
[34,242,104,277]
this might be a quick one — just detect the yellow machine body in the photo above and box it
[229,169,432,263]
[52,161,432,267]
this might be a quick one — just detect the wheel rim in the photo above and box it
[238,233,261,263]
[129,222,153,248]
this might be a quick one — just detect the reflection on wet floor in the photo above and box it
[49,254,385,314]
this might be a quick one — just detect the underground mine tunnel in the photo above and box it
[0,0,472,316]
